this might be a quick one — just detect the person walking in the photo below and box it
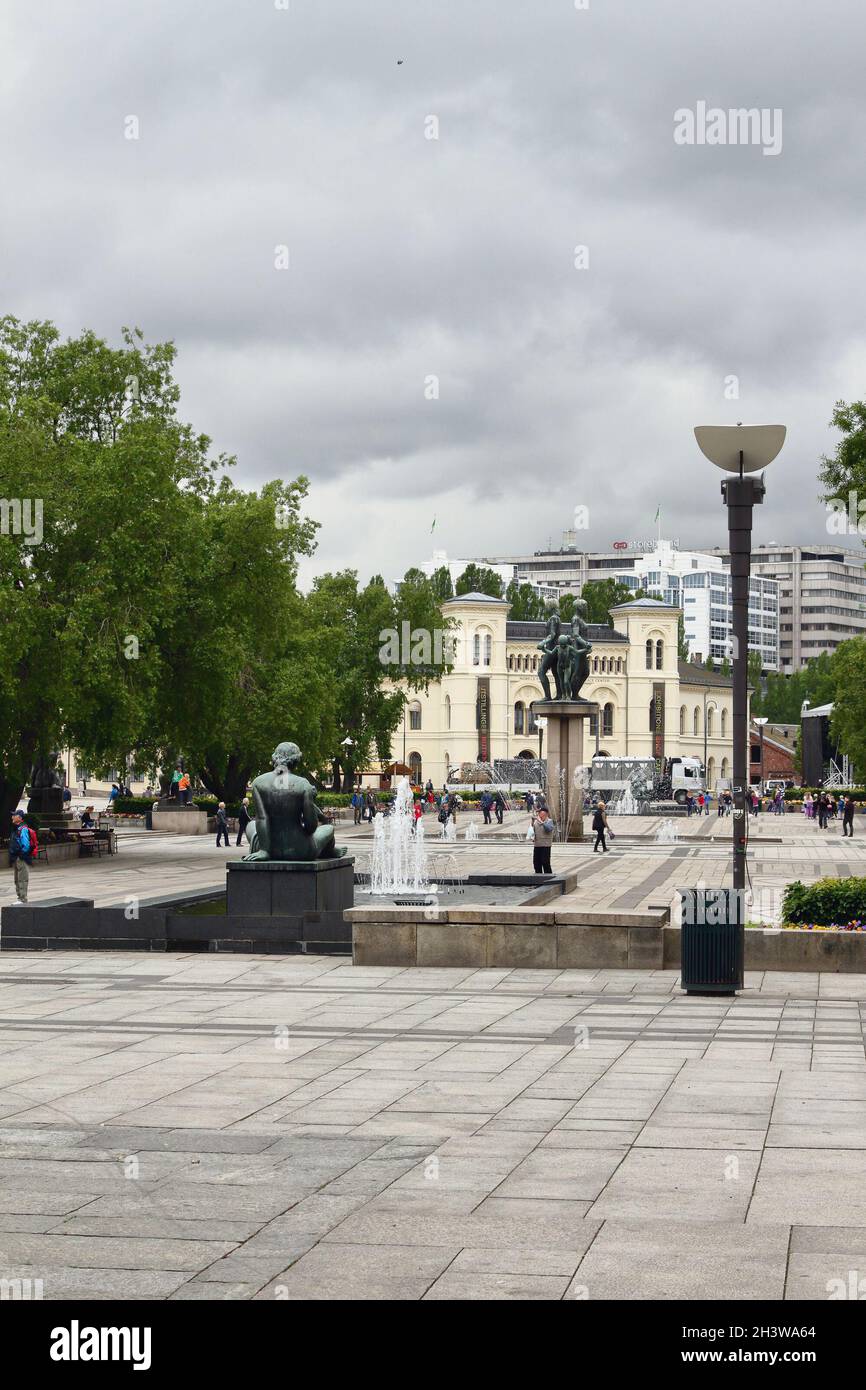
[105,783,120,814]
[177,771,191,805]
[494,791,505,825]
[804,792,813,819]
[7,811,37,905]
[531,805,555,873]
[236,796,251,846]
[842,795,855,838]
[480,790,492,825]
[592,801,609,853]
[697,792,705,817]
[215,802,230,847]
[817,794,827,830]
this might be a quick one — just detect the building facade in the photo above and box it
[710,544,866,672]
[445,538,780,670]
[390,594,739,791]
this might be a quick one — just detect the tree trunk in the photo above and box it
[199,752,252,803]
[331,758,342,792]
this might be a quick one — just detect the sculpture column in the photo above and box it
[533,699,598,842]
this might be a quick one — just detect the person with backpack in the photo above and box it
[215,802,230,847]
[8,811,37,904]
[480,790,493,825]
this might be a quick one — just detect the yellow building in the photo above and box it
[390,594,740,790]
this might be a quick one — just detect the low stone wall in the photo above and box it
[664,925,866,973]
[151,810,209,834]
[347,905,668,969]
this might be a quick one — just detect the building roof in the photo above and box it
[442,591,508,605]
[801,702,834,718]
[609,597,681,611]
[506,620,629,644]
[678,660,734,689]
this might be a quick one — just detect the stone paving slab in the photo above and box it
[1,949,866,1299]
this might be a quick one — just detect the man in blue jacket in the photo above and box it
[8,811,36,904]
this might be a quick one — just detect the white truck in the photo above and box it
[590,755,706,807]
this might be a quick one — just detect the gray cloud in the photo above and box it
[2,0,865,582]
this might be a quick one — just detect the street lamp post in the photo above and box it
[536,715,547,764]
[694,424,786,904]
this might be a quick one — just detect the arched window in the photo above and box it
[589,713,598,736]
[721,757,729,781]
[593,656,598,672]
[707,756,716,786]
[408,701,422,731]
[707,706,714,736]
[445,694,451,730]
[409,752,422,785]
[649,697,655,733]
[514,701,525,735]
[679,705,686,735]
[656,639,663,670]
[602,702,614,737]
[645,639,653,670]
[616,658,622,673]
[527,706,539,735]
[721,708,728,737]
[517,749,534,759]
[533,655,539,671]
[484,633,492,666]
[693,707,700,737]
[473,634,480,666]
[507,655,514,671]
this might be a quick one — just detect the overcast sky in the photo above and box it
[3,0,865,586]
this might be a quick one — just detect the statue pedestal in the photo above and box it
[225,857,355,951]
[534,699,598,842]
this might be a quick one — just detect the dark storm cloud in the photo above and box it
[2,0,865,580]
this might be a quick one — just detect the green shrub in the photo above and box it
[785,787,866,801]
[782,877,866,926]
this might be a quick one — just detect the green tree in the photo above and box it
[819,398,866,518]
[558,593,578,624]
[455,563,504,598]
[705,655,716,673]
[504,580,547,621]
[830,639,866,772]
[581,579,645,625]
[677,612,690,662]
[307,568,450,790]
[429,565,454,601]
[720,656,731,679]
[748,650,764,712]
[0,316,211,822]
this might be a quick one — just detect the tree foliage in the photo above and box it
[455,563,504,598]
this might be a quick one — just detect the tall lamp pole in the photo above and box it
[694,425,786,904]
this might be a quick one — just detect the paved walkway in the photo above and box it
[5,811,863,925]
[1,952,865,1300]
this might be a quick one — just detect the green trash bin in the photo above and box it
[680,889,744,995]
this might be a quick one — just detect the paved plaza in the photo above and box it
[5,808,864,924]
[1,951,866,1300]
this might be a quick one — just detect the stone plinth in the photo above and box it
[534,699,598,842]
[227,856,354,917]
[151,809,209,834]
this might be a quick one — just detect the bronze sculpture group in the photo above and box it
[537,600,592,702]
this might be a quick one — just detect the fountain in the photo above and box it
[369,778,430,893]
[654,819,678,845]
[464,821,479,841]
